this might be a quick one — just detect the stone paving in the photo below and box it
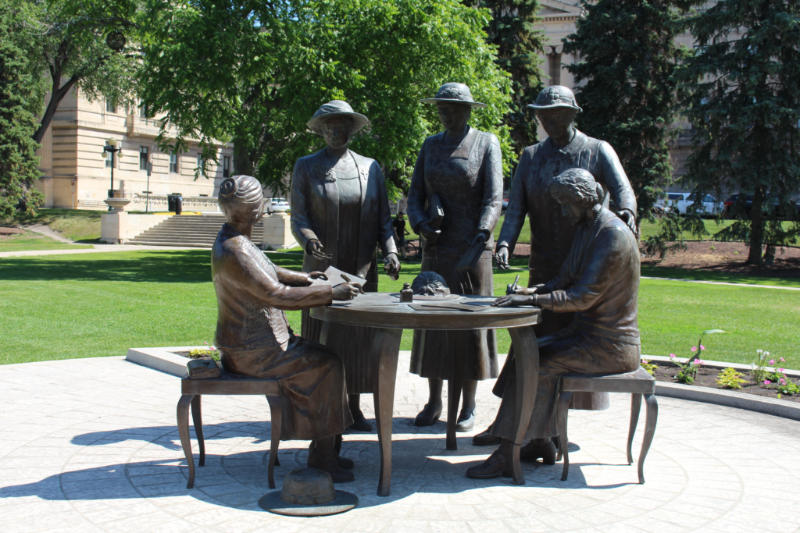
[1,354,799,533]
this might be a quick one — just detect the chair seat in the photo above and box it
[557,366,658,484]
[561,366,655,394]
[181,374,281,395]
[178,373,282,490]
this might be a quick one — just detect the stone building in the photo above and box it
[537,1,696,181]
[36,87,233,212]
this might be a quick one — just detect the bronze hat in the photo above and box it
[528,85,582,112]
[258,468,358,517]
[307,100,370,135]
[421,82,486,107]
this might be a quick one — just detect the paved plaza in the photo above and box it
[1,353,799,533]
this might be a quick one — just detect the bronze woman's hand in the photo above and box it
[306,239,332,261]
[383,253,401,280]
[332,282,360,301]
[495,245,510,270]
[492,294,533,307]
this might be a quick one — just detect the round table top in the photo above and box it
[310,292,540,331]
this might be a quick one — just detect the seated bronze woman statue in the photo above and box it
[468,168,640,479]
[212,174,360,482]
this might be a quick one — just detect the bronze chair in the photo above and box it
[556,366,658,484]
[177,374,282,489]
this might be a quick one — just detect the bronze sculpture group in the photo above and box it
[211,84,640,486]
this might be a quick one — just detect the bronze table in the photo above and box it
[311,292,541,496]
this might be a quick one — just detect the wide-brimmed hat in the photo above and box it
[258,468,358,517]
[421,82,486,107]
[528,85,582,112]
[307,100,370,135]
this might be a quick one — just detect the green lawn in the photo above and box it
[1,249,797,368]
[1,208,103,243]
[0,231,93,252]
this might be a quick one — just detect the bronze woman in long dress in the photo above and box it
[291,100,400,431]
[406,83,503,430]
[212,174,361,482]
[467,168,640,479]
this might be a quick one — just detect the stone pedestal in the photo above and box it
[261,212,298,250]
[101,212,171,244]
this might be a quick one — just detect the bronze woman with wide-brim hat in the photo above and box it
[406,82,503,432]
[291,100,400,432]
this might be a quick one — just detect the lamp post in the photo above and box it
[103,143,122,209]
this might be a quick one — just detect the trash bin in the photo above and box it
[168,193,183,214]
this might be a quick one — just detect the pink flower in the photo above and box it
[779,378,786,385]
[764,380,772,385]
[769,359,775,365]
[669,353,676,359]
[691,359,702,366]
[780,357,785,363]
[691,346,698,352]
[700,345,705,351]
[778,368,784,373]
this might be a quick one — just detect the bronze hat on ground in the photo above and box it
[258,467,358,517]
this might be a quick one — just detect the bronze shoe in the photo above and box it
[520,438,556,465]
[465,448,512,479]
[414,403,442,426]
[472,428,500,446]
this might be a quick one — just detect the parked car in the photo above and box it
[268,197,290,213]
[723,193,800,220]
[654,192,722,217]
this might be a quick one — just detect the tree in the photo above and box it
[0,1,44,218]
[679,0,800,265]
[466,0,546,155]
[563,0,689,225]
[135,0,513,196]
[19,0,140,144]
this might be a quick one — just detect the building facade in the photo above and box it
[36,86,233,211]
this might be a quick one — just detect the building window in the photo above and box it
[105,98,117,113]
[548,47,562,86]
[138,99,150,118]
[170,152,179,173]
[222,155,231,178]
[196,153,204,172]
[139,146,149,171]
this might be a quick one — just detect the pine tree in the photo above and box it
[469,0,546,155]
[563,0,688,224]
[680,0,800,265]
[0,3,44,219]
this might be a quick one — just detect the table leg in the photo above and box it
[508,326,539,485]
[446,378,462,450]
[372,327,402,496]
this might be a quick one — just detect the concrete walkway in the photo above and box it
[1,354,799,532]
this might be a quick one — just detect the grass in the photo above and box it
[0,231,92,252]
[1,249,797,369]
[2,208,103,243]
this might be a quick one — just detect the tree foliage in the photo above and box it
[0,1,44,218]
[466,0,546,155]
[679,0,800,264]
[563,0,688,224]
[135,0,513,196]
[19,0,140,144]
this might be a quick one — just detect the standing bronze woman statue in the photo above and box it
[212,174,361,482]
[406,83,503,431]
[291,100,400,432]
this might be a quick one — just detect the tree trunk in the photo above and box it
[747,187,765,265]
[33,75,78,144]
